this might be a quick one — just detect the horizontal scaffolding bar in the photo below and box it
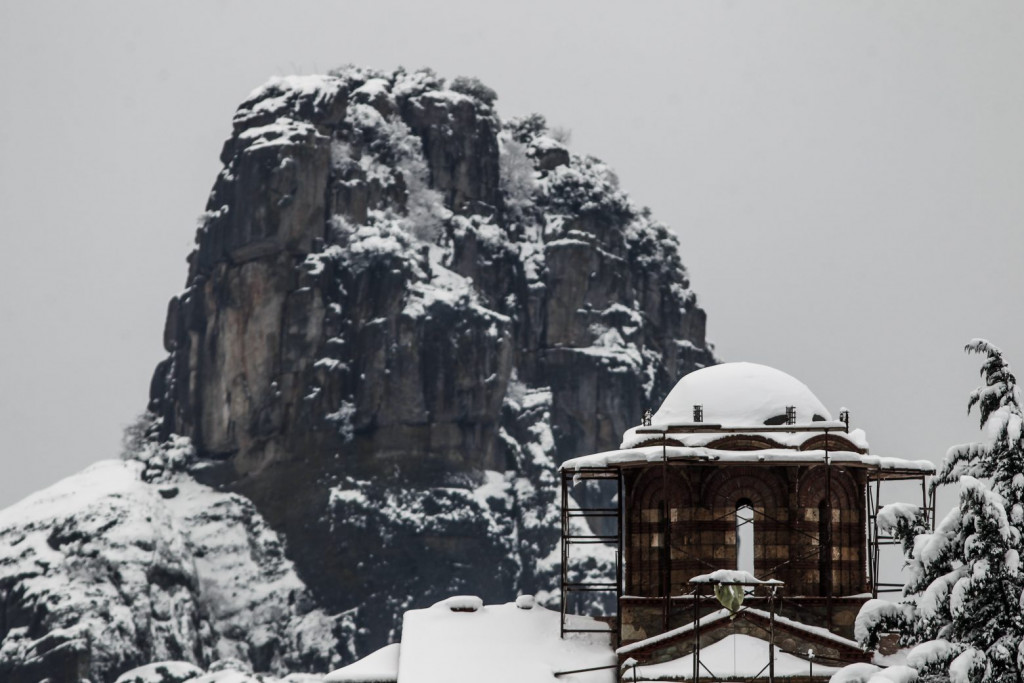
[554,663,619,676]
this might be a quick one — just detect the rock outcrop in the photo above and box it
[0,448,343,683]
[0,66,714,681]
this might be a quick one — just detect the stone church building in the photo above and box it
[559,362,935,681]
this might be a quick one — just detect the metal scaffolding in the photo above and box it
[866,469,935,598]
[559,467,623,638]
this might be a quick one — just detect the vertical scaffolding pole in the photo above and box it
[560,469,568,638]
[922,477,933,527]
[866,475,877,599]
[929,481,936,528]
[824,447,834,628]
[768,586,777,683]
[661,434,671,632]
[617,470,625,646]
[872,474,882,598]
[692,585,700,683]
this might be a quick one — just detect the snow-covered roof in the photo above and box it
[561,446,935,475]
[621,633,842,681]
[325,643,400,683]
[653,362,832,427]
[398,597,615,683]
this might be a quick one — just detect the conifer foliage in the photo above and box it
[855,341,1024,683]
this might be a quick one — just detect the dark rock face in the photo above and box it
[144,67,716,662]
[0,67,715,682]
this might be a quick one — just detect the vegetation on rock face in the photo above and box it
[855,341,1024,683]
[448,75,498,107]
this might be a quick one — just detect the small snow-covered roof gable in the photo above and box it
[653,362,831,427]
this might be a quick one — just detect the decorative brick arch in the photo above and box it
[627,467,693,596]
[630,467,693,510]
[700,466,787,510]
[799,434,866,455]
[796,465,865,596]
[705,435,787,451]
[696,467,788,580]
[631,436,687,449]
[797,465,858,509]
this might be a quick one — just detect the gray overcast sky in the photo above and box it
[1,1,1022,517]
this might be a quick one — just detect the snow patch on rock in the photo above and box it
[0,457,344,681]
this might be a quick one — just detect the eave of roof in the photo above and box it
[560,445,935,476]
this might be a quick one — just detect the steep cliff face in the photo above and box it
[148,66,715,654]
[0,66,715,682]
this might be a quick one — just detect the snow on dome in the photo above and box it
[652,362,832,427]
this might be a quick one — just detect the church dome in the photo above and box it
[651,362,832,427]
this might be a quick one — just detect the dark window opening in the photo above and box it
[818,499,831,597]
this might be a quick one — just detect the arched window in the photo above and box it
[798,465,861,596]
[628,469,690,597]
[736,498,755,576]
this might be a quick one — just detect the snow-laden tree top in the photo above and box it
[652,362,832,427]
[846,341,1024,683]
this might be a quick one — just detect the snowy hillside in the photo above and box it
[0,448,343,682]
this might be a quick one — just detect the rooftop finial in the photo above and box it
[642,408,652,427]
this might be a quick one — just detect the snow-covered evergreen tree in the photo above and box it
[853,340,1024,683]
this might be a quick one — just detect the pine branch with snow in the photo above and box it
[848,341,1024,683]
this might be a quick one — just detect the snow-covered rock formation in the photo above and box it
[0,451,342,683]
[0,66,714,681]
